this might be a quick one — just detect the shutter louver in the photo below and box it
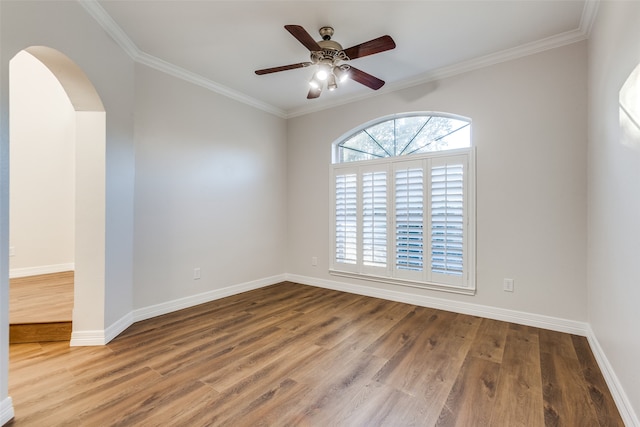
[431,164,464,276]
[395,168,424,271]
[362,171,387,267]
[335,173,358,264]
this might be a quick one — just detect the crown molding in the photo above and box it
[580,0,600,37]
[284,0,598,118]
[135,51,287,118]
[79,0,596,120]
[286,25,589,118]
[79,0,140,59]
[77,0,287,118]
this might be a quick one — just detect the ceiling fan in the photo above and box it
[255,25,396,99]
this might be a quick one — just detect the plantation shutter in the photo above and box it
[335,173,357,265]
[330,146,474,295]
[430,159,465,286]
[394,165,424,277]
[362,171,387,268]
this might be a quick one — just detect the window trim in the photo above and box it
[332,111,471,164]
[329,147,476,295]
[330,112,475,296]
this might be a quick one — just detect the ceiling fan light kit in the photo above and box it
[255,25,396,99]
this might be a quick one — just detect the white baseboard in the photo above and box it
[105,312,134,344]
[0,397,14,426]
[286,274,589,336]
[70,274,287,346]
[9,263,74,279]
[70,329,107,346]
[69,312,135,347]
[132,274,287,323]
[586,326,640,427]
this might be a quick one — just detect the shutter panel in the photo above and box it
[431,163,464,277]
[395,167,424,272]
[335,173,358,264]
[362,171,387,268]
[331,148,474,295]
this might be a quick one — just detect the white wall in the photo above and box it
[9,50,75,276]
[0,0,8,421]
[1,2,136,333]
[287,41,588,323]
[132,64,287,309]
[1,1,136,416]
[588,1,640,422]
[0,1,136,330]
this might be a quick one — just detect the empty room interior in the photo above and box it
[1,0,639,425]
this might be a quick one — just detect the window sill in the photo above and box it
[329,269,476,296]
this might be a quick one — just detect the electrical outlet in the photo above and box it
[311,256,318,266]
[9,247,15,257]
[503,278,514,292]
[193,268,201,280]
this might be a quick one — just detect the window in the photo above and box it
[330,113,475,294]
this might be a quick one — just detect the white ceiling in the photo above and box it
[86,1,594,118]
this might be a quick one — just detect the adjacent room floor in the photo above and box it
[9,271,73,343]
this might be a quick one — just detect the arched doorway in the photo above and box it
[9,46,106,344]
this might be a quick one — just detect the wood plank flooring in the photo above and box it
[9,271,74,323]
[9,321,72,344]
[8,282,623,426]
[9,271,74,343]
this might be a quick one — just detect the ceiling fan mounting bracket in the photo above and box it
[319,26,334,40]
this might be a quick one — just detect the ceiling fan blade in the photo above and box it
[255,62,312,75]
[285,25,322,51]
[343,35,396,60]
[348,66,385,90]
[307,85,322,99]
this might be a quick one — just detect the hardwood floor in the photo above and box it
[8,282,623,426]
[9,271,74,323]
[9,271,74,343]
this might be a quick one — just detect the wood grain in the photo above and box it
[9,321,71,343]
[571,334,626,427]
[9,271,74,323]
[9,271,74,343]
[490,324,545,426]
[8,282,624,426]
[436,355,500,426]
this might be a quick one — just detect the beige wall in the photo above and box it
[9,51,75,276]
[287,41,588,322]
[2,1,639,425]
[132,64,288,308]
[588,1,640,422]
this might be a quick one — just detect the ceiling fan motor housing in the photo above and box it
[316,27,343,53]
[311,28,346,64]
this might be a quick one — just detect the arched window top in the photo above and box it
[334,112,471,163]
